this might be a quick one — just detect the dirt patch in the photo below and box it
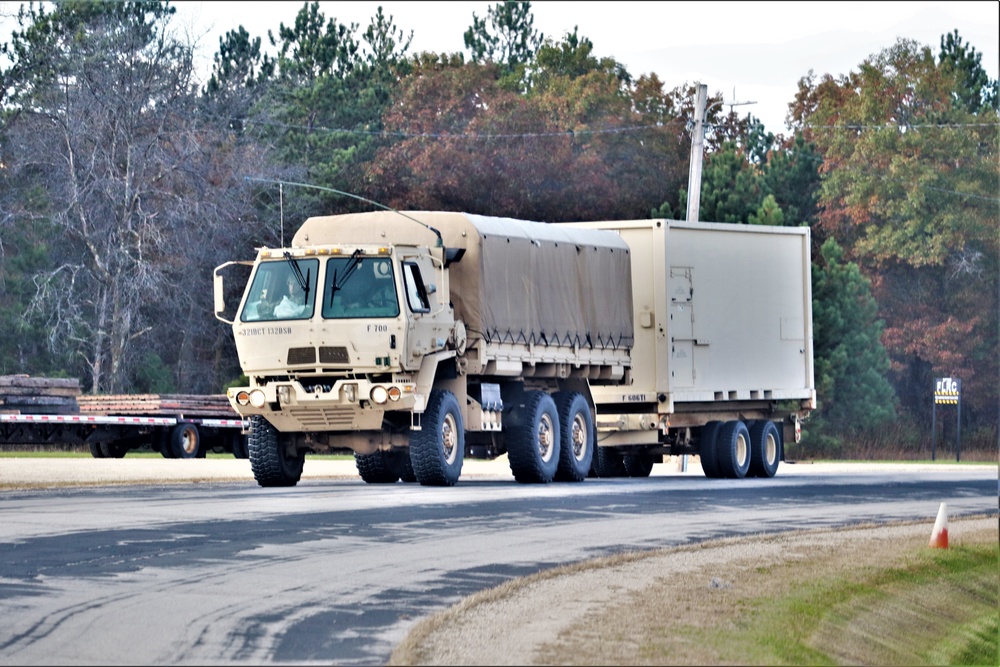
[389,517,998,666]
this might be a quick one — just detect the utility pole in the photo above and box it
[685,83,755,223]
[685,83,708,223]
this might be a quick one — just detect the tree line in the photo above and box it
[1,1,996,452]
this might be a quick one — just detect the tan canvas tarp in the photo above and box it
[294,211,634,351]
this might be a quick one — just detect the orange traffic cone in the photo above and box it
[929,502,949,549]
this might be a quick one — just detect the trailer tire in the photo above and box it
[100,441,129,458]
[89,442,106,458]
[248,415,304,487]
[507,391,560,484]
[354,450,400,484]
[716,420,751,479]
[553,391,593,482]
[623,451,655,477]
[168,423,201,459]
[410,390,464,486]
[699,421,724,478]
[748,420,781,478]
[592,445,628,478]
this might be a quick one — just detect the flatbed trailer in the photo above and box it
[0,409,249,459]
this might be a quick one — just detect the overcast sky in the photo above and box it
[3,1,998,132]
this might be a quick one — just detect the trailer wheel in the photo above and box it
[354,450,400,484]
[716,420,751,479]
[592,445,628,478]
[248,415,304,487]
[553,391,593,482]
[409,390,464,486]
[507,391,560,484]
[623,451,655,477]
[748,420,781,478]
[100,442,129,458]
[169,423,201,459]
[88,442,106,459]
[699,421,724,478]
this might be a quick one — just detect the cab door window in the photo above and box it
[402,261,431,313]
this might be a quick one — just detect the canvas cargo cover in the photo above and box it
[294,211,634,351]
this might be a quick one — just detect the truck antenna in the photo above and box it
[244,176,444,248]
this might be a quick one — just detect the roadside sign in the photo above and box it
[931,377,962,462]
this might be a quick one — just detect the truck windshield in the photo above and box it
[323,256,399,319]
[241,258,318,322]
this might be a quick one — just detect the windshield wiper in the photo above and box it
[284,251,310,300]
[328,249,364,307]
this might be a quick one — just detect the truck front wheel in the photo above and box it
[410,390,464,486]
[248,416,304,487]
[553,391,593,482]
[716,420,751,479]
[507,391,560,484]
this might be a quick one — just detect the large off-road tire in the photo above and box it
[592,445,628,478]
[715,420,751,479]
[698,421,724,478]
[230,432,250,459]
[506,391,560,484]
[623,451,656,477]
[169,423,201,459]
[248,415,304,487]
[409,390,464,486]
[354,450,400,484]
[391,449,417,483]
[748,420,781,478]
[553,391,593,482]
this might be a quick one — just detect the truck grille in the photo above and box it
[287,347,316,365]
[319,346,350,363]
[287,407,355,429]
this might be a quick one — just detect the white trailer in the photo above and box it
[565,219,815,478]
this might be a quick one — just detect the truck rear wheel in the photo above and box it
[716,420,751,479]
[354,450,400,484]
[169,423,201,459]
[248,415,304,487]
[699,421,724,478]
[410,389,464,486]
[553,392,593,482]
[623,451,655,477]
[507,391,560,484]
[88,442,105,458]
[748,420,781,478]
[592,445,628,478]
[391,449,417,483]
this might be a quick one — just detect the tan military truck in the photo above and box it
[215,211,634,487]
[214,212,814,487]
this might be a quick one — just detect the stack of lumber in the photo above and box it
[76,393,238,418]
[0,375,82,415]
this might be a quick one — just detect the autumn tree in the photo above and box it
[790,34,999,433]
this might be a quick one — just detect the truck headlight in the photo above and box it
[370,385,389,404]
[235,390,251,406]
[249,389,266,408]
[387,386,401,401]
[277,385,291,404]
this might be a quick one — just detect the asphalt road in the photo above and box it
[0,460,995,665]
